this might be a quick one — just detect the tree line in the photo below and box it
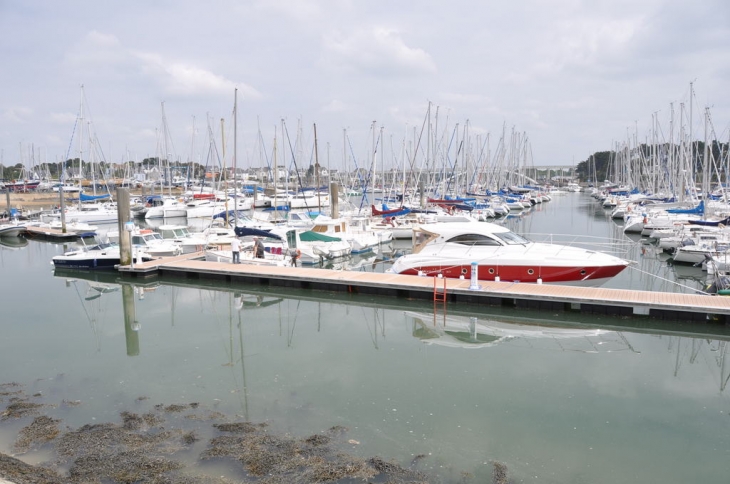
[574,141,729,185]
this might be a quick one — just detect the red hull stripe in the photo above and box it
[398,264,626,283]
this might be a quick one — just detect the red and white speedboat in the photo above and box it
[389,222,629,287]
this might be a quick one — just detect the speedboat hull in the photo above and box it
[391,256,627,287]
[389,222,629,287]
[52,244,154,270]
[52,253,123,270]
[0,224,27,237]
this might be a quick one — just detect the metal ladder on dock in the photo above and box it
[433,276,447,303]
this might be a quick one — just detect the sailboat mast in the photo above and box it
[233,88,238,228]
[161,101,171,197]
[189,115,196,189]
[220,117,227,213]
[273,127,278,218]
[313,123,321,212]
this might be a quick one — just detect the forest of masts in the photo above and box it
[6,84,728,198]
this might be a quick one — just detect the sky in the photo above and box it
[1,0,729,172]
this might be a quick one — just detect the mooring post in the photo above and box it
[330,182,339,218]
[116,188,132,266]
[469,261,481,290]
[58,185,67,233]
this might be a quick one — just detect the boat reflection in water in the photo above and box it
[405,311,638,353]
[0,235,29,249]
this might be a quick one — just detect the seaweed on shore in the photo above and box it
[1,388,490,483]
[1,400,47,421]
[13,416,62,453]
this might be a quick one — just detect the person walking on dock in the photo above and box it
[230,237,241,264]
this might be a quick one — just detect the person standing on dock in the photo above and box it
[230,237,241,264]
[288,248,301,267]
[253,237,265,259]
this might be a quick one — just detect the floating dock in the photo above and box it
[23,225,92,242]
[116,253,730,325]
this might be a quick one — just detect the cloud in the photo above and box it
[321,99,347,113]
[134,51,261,99]
[3,107,33,124]
[323,27,436,76]
[528,14,645,80]
[252,0,324,22]
[49,112,79,125]
[65,30,128,66]
[65,30,261,100]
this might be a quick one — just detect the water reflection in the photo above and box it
[4,202,730,482]
[0,236,29,249]
[50,268,730,396]
[405,311,639,353]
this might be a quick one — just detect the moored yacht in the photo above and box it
[51,237,154,270]
[389,222,630,286]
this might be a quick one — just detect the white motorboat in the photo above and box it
[108,227,183,257]
[308,215,386,254]
[389,222,630,286]
[44,202,119,224]
[51,237,154,270]
[155,224,208,254]
[145,197,188,219]
[266,227,351,265]
[0,220,28,237]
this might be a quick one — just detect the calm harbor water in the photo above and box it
[1,193,729,483]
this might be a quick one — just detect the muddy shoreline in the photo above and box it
[2,189,182,211]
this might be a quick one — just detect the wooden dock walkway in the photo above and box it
[116,252,730,324]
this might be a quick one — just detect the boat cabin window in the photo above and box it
[494,232,530,245]
[446,234,502,246]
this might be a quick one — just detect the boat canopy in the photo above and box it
[666,200,704,215]
[233,227,281,240]
[299,231,342,242]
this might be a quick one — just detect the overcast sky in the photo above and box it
[1,0,729,172]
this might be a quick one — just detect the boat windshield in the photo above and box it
[445,234,502,246]
[86,242,116,251]
[493,231,530,245]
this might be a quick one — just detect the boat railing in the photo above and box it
[522,232,635,257]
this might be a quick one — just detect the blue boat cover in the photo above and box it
[80,192,111,201]
[666,200,704,215]
[233,227,281,240]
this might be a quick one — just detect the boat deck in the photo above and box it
[117,252,730,324]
